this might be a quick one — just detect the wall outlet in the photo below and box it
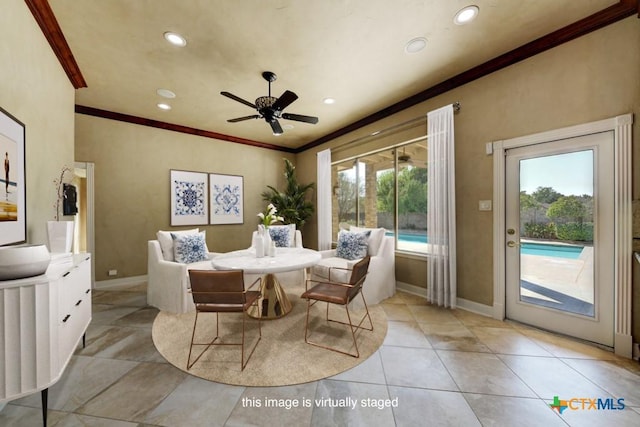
[479,200,492,211]
[108,269,117,276]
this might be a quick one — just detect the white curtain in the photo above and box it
[427,104,457,308]
[317,149,332,250]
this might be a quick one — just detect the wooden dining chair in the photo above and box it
[187,270,261,370]
[300,256,373,357]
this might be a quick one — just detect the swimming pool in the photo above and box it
[520,242,583,259]
[386,232,427,244]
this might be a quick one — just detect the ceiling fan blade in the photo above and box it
[227,115,260,123]
[220,91,256,109]
[272,90,298,111]
[281,112,319,124]
[269,119,283,135]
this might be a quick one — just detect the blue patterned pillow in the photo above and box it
[171,232,208,264]
[336,230,370,260]
[269,224,294,247]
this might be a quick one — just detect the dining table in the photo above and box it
[211,247,321,319]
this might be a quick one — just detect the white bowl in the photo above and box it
[0,244,51,280]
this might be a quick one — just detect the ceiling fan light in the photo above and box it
[255,96,277,110]
[163,31,187,47]
[454,5,479,25]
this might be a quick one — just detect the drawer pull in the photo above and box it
[75,300,82,306]
[85,289,91,294]
[63,272,70,277]
[62,314,71,323]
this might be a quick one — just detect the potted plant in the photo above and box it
[261,158,315,229]
[47,166,75,254]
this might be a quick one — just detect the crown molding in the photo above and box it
[75,105,294,153]
[298,0,638,152]
[24,0,86,89]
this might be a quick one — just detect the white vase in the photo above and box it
[253,232,264,258]
[47,220,74,254]
[262,226,272,256]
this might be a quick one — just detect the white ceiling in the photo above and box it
[49,0,617,149]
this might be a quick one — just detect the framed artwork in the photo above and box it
[209,173,243,224]
[170,170,209,226]
[0,107,26,246]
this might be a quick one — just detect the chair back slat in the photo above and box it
[188,270,246,304]
[347,256,370,301]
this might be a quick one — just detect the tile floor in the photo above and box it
[2,283,640,426]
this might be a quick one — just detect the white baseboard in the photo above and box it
[396,281,427,298]
[396,282,493,317]
[615,332,633,359]
[95,275,147,290]
[456,297,494,317]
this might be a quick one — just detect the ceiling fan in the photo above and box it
[221,71,319,135]
[398,148,413,166]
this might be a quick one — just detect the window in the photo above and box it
[332,140,428,253]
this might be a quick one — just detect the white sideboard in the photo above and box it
[0,254,92,412]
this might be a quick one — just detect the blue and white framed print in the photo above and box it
[209,173,243,225]
[170,170,208,226]
[0,106,26,246]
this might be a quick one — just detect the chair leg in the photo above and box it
[187,312,221,370]
[241,301,262,370]
[304,296,374,358]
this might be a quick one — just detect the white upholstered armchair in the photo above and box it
[310,227,396,307]
[147,229,220,314]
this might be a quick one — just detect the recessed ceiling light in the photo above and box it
[163,31,187,47]
[283,124,294,130]
[157,88,176,98]
[404,37,427,54]
[454,5,479,25]
[323,97,336,105]
[157,103,171,111]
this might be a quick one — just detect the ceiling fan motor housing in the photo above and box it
[222,70,318,132]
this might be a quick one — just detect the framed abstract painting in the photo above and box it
[209,173,243,224]
[170,170,209,226]
[0,107,26,246]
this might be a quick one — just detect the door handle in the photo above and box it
[507,241,519,248]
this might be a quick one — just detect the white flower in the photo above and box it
[257,212,265,219]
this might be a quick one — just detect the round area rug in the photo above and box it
[152,286,387,387]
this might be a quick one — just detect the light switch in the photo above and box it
[479,200,492,211]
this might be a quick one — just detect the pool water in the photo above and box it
[520,242,583,259]
[386,232,427,244]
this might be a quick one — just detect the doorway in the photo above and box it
[492,115,633,357]
[74,162,95,286]
[505,133,613,346]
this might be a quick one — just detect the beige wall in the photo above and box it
[74,115,295,281]
[297,17,640,326]
[0,0,76,246]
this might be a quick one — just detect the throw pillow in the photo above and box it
[157,228,199,261]
[336,230,370,260]
[350,226,386,256]
[171,231,209,264]
[268,224,295,247]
